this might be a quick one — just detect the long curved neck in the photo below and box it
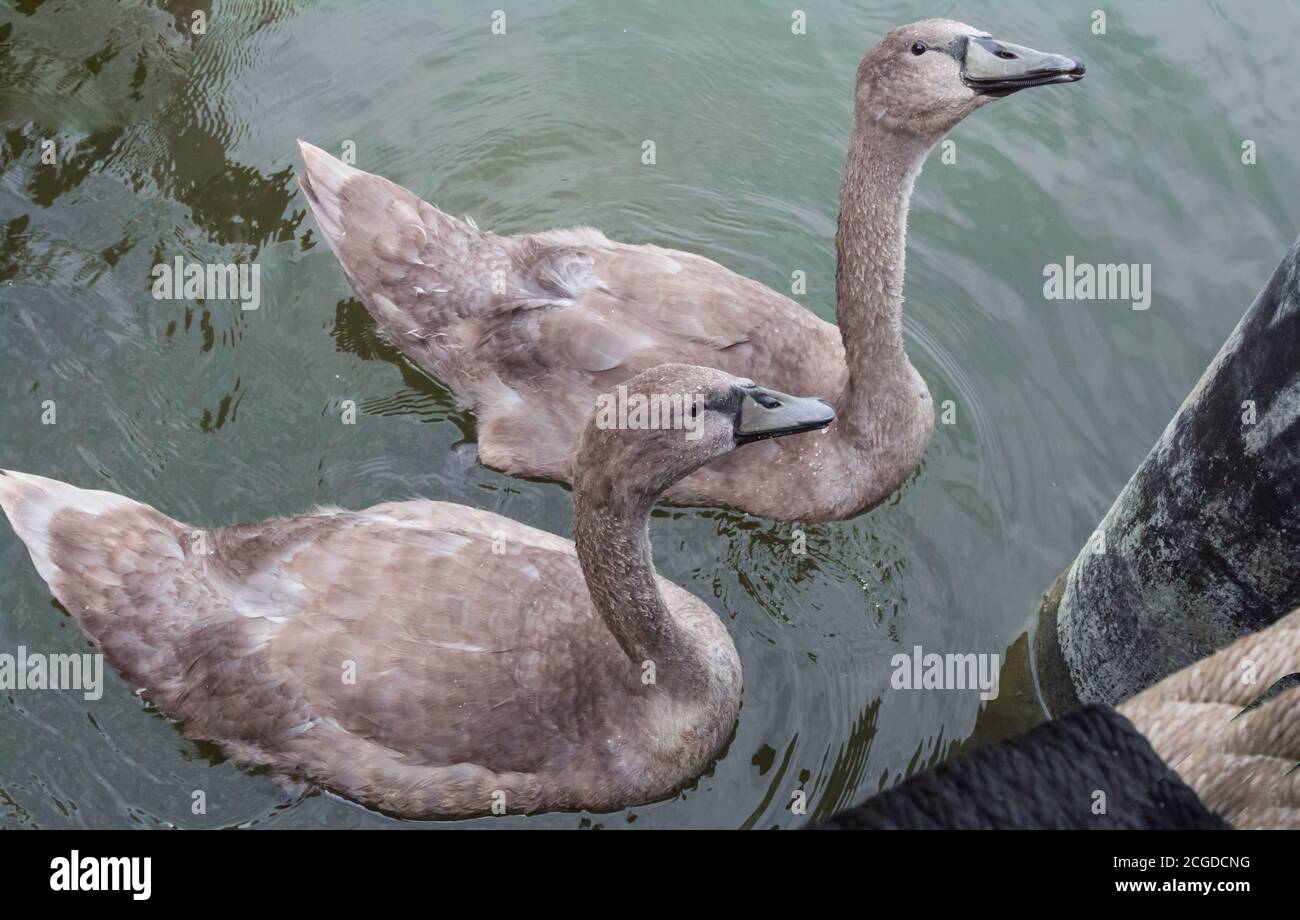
[834,117,931,436]
[572,470,711,697]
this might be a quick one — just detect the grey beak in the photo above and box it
[735,385,835,445]
[960,35,1085,96]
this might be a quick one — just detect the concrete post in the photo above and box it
[1037,234,1300,708]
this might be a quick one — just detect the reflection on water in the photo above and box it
[1,0,1299,828]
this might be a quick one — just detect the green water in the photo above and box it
[1,0,1297,828]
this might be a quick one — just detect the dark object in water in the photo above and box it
[812,705,1228,830]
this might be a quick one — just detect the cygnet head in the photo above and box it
[575,364,835,507]
[855,18,1085,141]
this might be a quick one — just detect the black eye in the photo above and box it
[911,41,927,56]
[995,50,1018,60]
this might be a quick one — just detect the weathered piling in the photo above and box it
[1036,234,1300,710]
